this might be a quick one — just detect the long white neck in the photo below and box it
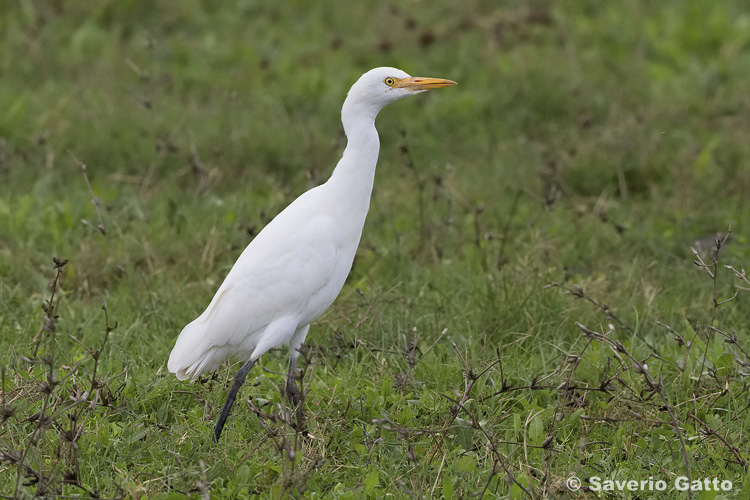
[326,97,383,219]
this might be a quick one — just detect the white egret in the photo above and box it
[168,67,456,441]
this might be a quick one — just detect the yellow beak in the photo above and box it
[396,76,458,91]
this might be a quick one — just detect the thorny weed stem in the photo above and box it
[544,282,661,355]
[6,258,117,499]
[547,224,749,496]
[15,257,67,497]
[691,223,732,401]
[67,150,106,236]
[574,321,693,499]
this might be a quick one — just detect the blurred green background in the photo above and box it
[1,1,748,498]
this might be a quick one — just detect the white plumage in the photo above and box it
[168,67,456,441]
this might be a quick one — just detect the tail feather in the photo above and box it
[168,319,228,381]
[169,286,269,381]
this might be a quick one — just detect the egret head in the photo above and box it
[347,67,457,109]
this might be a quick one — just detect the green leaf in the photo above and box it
[125,426,149,445]
[363,470,379,495]
[568,408,584,428]
[454,418,474,450]
[699,489,718,500]
[442,475,454,500]
[237,465,251,485]
[529,414,544,445]
[457,455,476,473]
[510,475,529,498]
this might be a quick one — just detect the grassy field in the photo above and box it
[1,0,749,498]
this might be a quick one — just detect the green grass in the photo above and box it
[1,0,749,498]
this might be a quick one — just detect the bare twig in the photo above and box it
[545,282,660,354]
[574,321,692,498]
[692,224,732,400]
[16,257,68,497]
[68,150,106,235]
[688,413,746,467]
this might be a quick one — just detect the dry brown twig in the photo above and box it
[67,150,106,235]
[3,258,119,499]
[434,341,532,497]
[14,257,68,497]
[574,321,693,499]
[690,224,737,406]
[687,413,746,467]
[545,282,660,354]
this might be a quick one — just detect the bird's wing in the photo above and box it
[206,217,341,347]
[168,210,340,380]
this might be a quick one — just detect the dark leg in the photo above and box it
[285,352,306,432]
[214,357,256,442]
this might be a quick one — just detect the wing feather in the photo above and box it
[168,205,340,380]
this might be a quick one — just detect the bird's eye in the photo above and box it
[384,77,395,87]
